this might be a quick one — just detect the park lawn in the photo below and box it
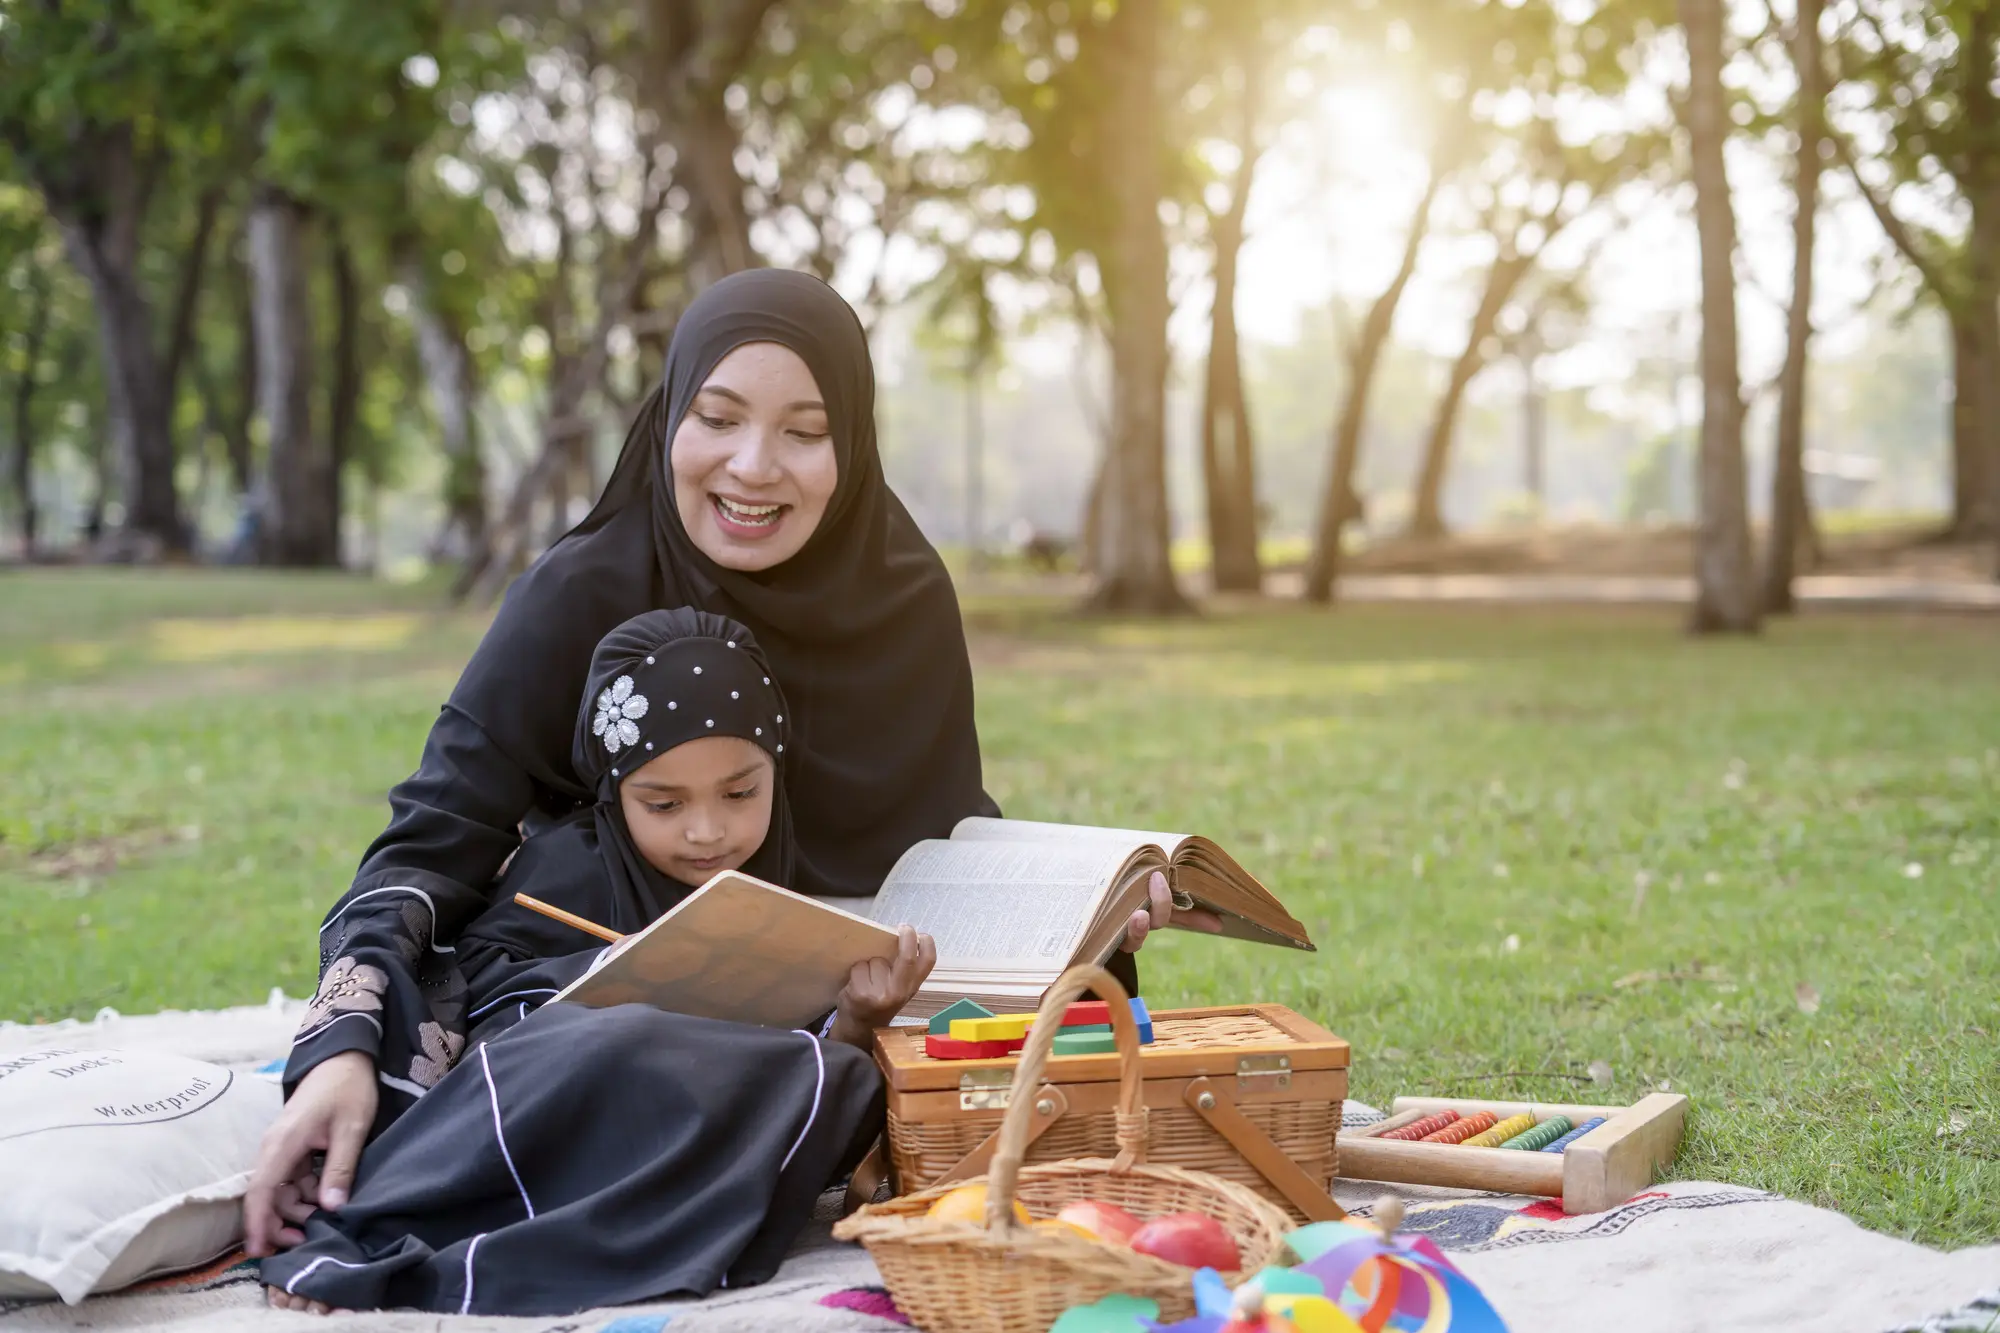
[2,569,1995,1248]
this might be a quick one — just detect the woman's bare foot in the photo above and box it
[265,1285,344,1315]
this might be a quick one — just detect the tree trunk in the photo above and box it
[50,139,186,556]
[1079,452,1108,578]
[1965,5,2000,577]
[1762,0,1823,614]
[1947,315,1992,538]
[964,356,985,569]
[1520,332,1546,507]
[83,397,112,543]
[1680,0,1760,633]
[1304,169,1447,603]
[1407,251,1537,538]
[1201,67,1265,593]
[37,127,187,556]
[1085,0,1186,613]
[402,252,488,560]
[248,187,338,566]
[161,184,222,435]
[327,225,362,558]
[9,268,51,558]
[461,190,667,604]
[643,0,774,290]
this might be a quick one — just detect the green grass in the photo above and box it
[3,569,1996,1247]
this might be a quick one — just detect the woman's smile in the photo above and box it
[709,492,789,537]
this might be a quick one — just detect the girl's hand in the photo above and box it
[1120,870,1224,953]
[243,1050,378,1256]
[829,925,936,1048]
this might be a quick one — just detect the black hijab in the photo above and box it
[558,268,994,897]
[573,608,794,917]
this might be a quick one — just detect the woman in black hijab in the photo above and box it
[247,270,1178,1253]
[258,609,898,1315]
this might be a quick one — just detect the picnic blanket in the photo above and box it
[4,1001,1995,1333]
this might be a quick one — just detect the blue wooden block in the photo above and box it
[927,998,993,1036]
[1128,996,1154,1044]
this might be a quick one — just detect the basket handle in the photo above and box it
[984,963,1147,1231]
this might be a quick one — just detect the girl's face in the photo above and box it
[618,736,775,885]
[670,342,839,571]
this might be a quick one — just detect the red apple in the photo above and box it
[1053,1199,1143,1246]
[1127,1212,1240,1271]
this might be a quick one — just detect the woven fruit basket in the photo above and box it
[834,965,1294,1333]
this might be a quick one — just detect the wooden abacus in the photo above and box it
[1335,1093,1688,1214]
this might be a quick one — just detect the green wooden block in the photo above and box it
[927,999,994,1036]
[1057,1022,1112,1035]
[1052,1031,1118,1055]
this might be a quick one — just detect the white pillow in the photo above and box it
[0,1045,281,1304]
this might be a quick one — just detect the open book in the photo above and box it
[870,817,1314,1021]
[553,871,900,1031]
[555,818,1312,1029]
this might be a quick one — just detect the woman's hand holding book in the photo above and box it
[1119,870,1224,953]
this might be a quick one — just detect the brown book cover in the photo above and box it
[553,870,901,1030]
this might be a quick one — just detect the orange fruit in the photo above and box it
[924,1183,1031,1225]
[1031,1218,1099,1241]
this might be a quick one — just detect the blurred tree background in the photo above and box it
[4,0,1998,628]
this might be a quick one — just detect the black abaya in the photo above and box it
[260,1004,883,1316]
[265,613,885,1314]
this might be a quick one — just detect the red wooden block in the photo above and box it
[925,1034,1017,1060]
[1027,1001,1113,1032]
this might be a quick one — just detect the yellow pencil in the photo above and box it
[512,893,624,944]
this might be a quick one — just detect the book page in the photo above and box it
[868,839,1126,971]
[950,816,1193,858]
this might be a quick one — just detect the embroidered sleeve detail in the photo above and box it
[408,1020,468,1089]
[298,956,390,1036]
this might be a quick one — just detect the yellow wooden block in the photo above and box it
[948,1014,1034,1043]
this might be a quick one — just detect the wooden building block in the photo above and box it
[1128,997,1154,1043]
[926,999,993,1036]
[1052,1031,1118,1055]
[924,1034,1017,1060]
[949,1014,1035,1043]
[1057,1001,1112,1027]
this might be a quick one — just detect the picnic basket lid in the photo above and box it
[874,1002,1349,1094]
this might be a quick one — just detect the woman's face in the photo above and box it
[618,737,775,885]
[670,342,839,571]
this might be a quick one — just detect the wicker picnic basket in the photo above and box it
[833,965,1294,1333]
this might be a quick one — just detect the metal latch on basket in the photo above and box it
[1236,1054,1292,1094]
[959,1068,1015,1111]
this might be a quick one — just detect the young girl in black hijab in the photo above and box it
[258,609,921,1316]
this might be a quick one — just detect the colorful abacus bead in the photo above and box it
[1461,1113,1537,1148]
[1539,1116,1607,1152]
[1498,1115,1573,1151]
[1380,1110,1462,1141]
[1420,1111,1498,1144]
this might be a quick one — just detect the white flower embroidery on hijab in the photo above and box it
[593,674,650,754]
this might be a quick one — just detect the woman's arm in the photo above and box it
[255,544,642,1250]
[281,706,536,1087]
